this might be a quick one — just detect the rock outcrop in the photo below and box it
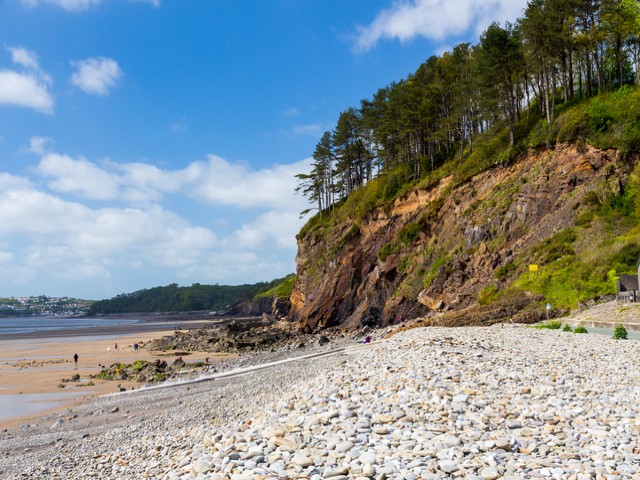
[289,144,629,331]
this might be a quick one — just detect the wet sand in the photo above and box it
[0,318,230,428]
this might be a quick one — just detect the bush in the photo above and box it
[535,320,562,330]
[587,99,614,132]
[495,261,517,281]
[562,324,573,332]
[379,243,395,261]
[131,360,148,371]
[399,221,422,245]
[573,326,589,334]
[613,324,628,340]
[478,284,499,305]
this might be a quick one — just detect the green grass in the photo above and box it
[613,324,628,340]
[255,274,296,299]
[478,284,499,305]
[534,320,562,329]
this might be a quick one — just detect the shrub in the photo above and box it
[478,284,499,305]
[331,223,361,255]
[587,99,613,132]
[495,261,517,281]
[131,360,148,371]
[573,326,589,334]
[399,221,422,245]
[562,324,573,332]
[379,243,395,261]
[613,324,628,340]
[535,320,562,330]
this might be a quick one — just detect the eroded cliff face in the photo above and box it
[289,144,627,331]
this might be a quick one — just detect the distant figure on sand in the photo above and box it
[73,353,78,365]
[115,343,118,351]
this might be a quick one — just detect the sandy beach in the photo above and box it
[0,318,231,428]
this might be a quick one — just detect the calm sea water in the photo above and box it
[585,326,640,340]
[0,316,137,336]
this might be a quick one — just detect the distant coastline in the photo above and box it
[0,312,221,340]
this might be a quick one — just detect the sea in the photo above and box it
[0,316,138,336]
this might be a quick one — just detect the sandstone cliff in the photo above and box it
[289,144,631,331]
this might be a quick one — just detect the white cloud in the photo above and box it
[0,149,309,297]
[353,0,528,52]
[0,70,54,114]
[0,46,54,114]
[71,57,123,96]
[7,47,39,70]
[190,155,312,210]
[38,153,120,200]
[23,136,55,155]
[0,184,217,271]
[35,150,312,212]
[233,210,304,250]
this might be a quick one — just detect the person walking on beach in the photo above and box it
[73,353,78,365]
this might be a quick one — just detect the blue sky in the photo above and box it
[0,0,527,300]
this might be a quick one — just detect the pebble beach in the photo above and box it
[1,323,640,479]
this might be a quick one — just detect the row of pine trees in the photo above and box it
[296,0,640,214]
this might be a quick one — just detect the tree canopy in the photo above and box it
[87,277,293,314]
[297,0,640,212]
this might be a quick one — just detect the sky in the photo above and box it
[0,0,528,300]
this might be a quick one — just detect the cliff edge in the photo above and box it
[290,144,634,331]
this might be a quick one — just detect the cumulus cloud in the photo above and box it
[35,150,311,213]
[71,57,123,96]
[190,155,312,210]
[7,47,39,70]
[0,46,54,114]
[0,70,54,114]
[38,153,120,200]
[233,210,304,250]
[0,182,217,275]
[23,136,55,155]
[1,149,308,296]
[353,0,528,52]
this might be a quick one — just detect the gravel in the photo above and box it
[1,324,639,479]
